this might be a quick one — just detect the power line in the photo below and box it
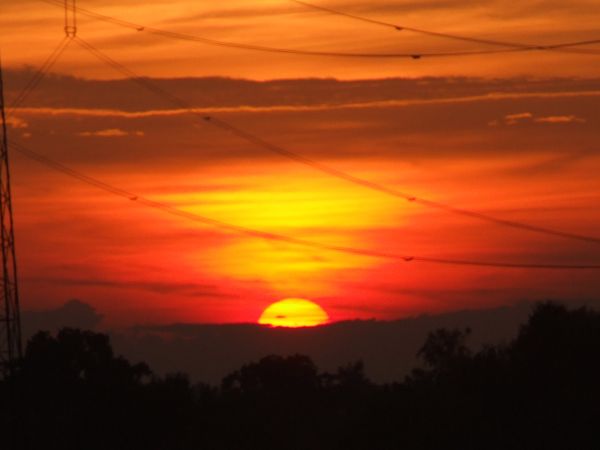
[291,0,600,55]
[72,36,600,246]
[6,30,599,269]
[10,140,600,270]
[7,1,78,114]
[37,0,600,59]
[8,36,72,112]
[204,116,600,245]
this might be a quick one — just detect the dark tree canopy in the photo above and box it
[2,301,599,450]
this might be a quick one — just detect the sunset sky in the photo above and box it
[2,0,600,327]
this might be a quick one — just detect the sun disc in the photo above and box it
[258,298,329,328]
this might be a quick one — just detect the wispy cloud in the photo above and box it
[534,115,586,124]
[5,115,28,129]
[504,112,533,125]
[78,128,145,137]
[14,89,600,119]
[493,111,587,126]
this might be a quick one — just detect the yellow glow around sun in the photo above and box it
[174,166,408,293]
[258,298,329,328]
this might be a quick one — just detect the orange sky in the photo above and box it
[3,0,600,79]
[2,1,600,327]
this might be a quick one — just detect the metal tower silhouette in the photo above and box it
[64,0,77,38]
[0,61,22,376]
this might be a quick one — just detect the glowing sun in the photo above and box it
[258,298,329,328]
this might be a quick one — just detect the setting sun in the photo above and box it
[258,298,330,328]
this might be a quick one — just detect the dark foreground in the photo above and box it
[2,302,599,450]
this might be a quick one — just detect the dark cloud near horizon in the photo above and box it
[113,298,600,384]
[27,276,229,297]
[5,70,600,110]
[6,73,600,169]
[20,296,600,385]
[22,299,104,340]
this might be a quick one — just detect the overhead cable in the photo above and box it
[11,141,600,270]
[8,36,72,112]
[73,37,600,246]
[38,0,600,59]
[291,0,600,55]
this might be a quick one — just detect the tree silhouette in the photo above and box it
[222,354,319,395]
[2,301,599,450]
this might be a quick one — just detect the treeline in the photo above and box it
[2,302,600,450]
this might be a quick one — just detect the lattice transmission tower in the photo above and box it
[0,61,22,376]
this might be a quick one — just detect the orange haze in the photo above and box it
[2,1,600,326]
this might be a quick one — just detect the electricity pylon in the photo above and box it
[64,0,77,37]
[0,61,22,376]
